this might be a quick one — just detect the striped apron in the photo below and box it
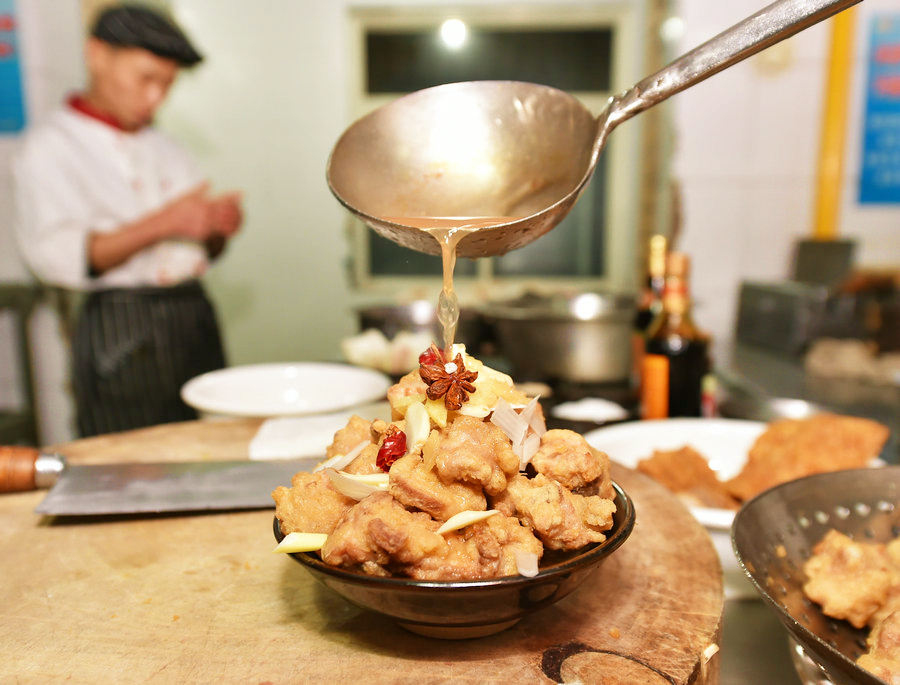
[72,280,226,437]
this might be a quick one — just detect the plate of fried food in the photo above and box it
[585,415,890,597]
[271,344,634,638]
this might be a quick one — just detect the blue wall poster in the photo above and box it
[0,0,25,133]
[859,14,900,204]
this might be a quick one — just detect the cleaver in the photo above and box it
[0,446,316,516]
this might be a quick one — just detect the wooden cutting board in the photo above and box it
[0,419,723,684]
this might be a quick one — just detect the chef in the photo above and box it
[12,4,243,437]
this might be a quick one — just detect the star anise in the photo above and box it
[418,343,478,411]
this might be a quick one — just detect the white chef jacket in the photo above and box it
[12,102,208,290]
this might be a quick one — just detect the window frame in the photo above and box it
[345,3,643,302]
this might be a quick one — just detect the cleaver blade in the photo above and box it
[1,447,317,516]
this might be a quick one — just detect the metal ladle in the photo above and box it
[327,0,860,259]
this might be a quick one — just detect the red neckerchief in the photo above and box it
[66,94,129,131]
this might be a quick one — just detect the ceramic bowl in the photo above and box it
[732,467,900,685]
[274,481,634,639]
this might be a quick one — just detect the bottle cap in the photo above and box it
[648,235,667,276]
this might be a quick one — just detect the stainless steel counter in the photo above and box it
[721,599,802,684]
[725,343,900,462]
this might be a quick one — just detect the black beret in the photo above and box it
[90,4,203,67]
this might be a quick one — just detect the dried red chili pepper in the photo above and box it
[418,343,444,367]
[376,425,407,471]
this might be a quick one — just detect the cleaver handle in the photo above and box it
[0,447,66,493]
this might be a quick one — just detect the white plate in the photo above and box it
[249,401,393,460]
[181,363,392,418]
[584,418,766,528]
[585,418,766,599]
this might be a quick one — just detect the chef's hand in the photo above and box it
[210,191,243,238]
[88,183,218,275]
[164,183,218,242]
[204,191,243,259]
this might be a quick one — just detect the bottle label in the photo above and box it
[701,373,718,418]
[641,354,669,419]
[631,331,646,391]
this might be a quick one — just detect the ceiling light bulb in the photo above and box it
[660,16,684,44]
[440,19,467,49]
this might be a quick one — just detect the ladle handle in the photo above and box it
[603,0,861,131]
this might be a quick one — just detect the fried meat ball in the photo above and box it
[272,471,356,536]
[499,473,615,551]
[388,452,486,522]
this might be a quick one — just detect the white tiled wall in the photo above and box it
[671,0,900,366]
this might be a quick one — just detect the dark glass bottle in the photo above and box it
[641,252,711,419]
[634,234,668,332]
[631,234,667,390]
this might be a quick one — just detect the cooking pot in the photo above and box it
[480,291,635,383]
[356,300,487,354]
[715,367,827,421]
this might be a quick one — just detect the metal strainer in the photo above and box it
[732,467,900,685]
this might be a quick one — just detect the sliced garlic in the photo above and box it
[436,509,499,534]
[313,440,369,472]
[273,532,328,553]
[404,401,430,454]
[325,469,389,500]
[520,396,547,437]
[514,432,542,471]
[514,549,540,577]
[490,397,528,445]
[456,403,491,418]
[342,472,390,486]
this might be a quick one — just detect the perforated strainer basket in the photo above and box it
[732,467,900,685]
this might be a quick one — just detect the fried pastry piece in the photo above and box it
[407,514,543,581]
[499,473,615,551]
[858,611,900,681]
[387,369,429,419]
[531,429,607,493]
[803,530,892,629]
[273,471,356,536]
[725,414,888,501]
[425,414,519,496]
[321,415,382,474]
[870,538,900,627]
[320,491,445,576]
[637,446,740,510]
[326,415,374,459]
[343,443,380,474]
[388,453,486,521]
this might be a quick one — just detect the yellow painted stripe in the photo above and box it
[813,7,857,240]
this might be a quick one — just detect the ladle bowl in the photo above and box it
[327,0,860,258]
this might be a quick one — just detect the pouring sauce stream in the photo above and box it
[381,217,519,354]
